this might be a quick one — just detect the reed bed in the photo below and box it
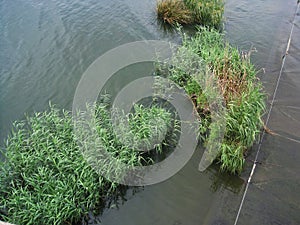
[156,0,224,28]
[0,102,176,225]
[156,27,266,174]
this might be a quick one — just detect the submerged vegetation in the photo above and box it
[0,103,175,225]
[157,0,224,27]
[156,27,265,174]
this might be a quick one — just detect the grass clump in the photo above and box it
[0,102,175,225]
[117,104,177,153]
[0,107,106,225]
[157,0,193,25]
[156,27,265,174]
[156,0,224,28]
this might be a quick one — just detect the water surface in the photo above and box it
[1,0,299,224]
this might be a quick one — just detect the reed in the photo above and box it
[0,102,175,224]
[156,27,266,174]
[156,0,224,27]
[157,0,193,25]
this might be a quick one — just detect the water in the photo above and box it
[0,0,172,143]
[1,0,300,224]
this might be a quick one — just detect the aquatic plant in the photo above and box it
[117,104,178,154]
[156,27,266,174]
[157,0,193,25]
[0,107,105,225]
[0,102,175,225]
[184,0,224,28]
[156,0,224,28]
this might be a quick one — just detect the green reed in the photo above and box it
[156,27,266,174]
[156,0,224,28]
[0,102,176,225]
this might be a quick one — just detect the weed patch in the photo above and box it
[156,0,224,28]
[156,27,266,174]
[0,102,176,224]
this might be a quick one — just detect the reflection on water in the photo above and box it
[1,0,300,224]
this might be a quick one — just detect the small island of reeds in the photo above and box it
[156,27,265,174]
[157,0,224,27]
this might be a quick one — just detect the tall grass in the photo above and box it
[0,102,176,224]
[184,0,224,28]
[115,104,178,154]
[157,0,193,25]
[156,27,266,174]
[0,107,105,225]
[156,0,224,28]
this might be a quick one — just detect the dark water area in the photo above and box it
[1,0,300,224]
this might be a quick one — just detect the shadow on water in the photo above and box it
[92,143,245,225]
